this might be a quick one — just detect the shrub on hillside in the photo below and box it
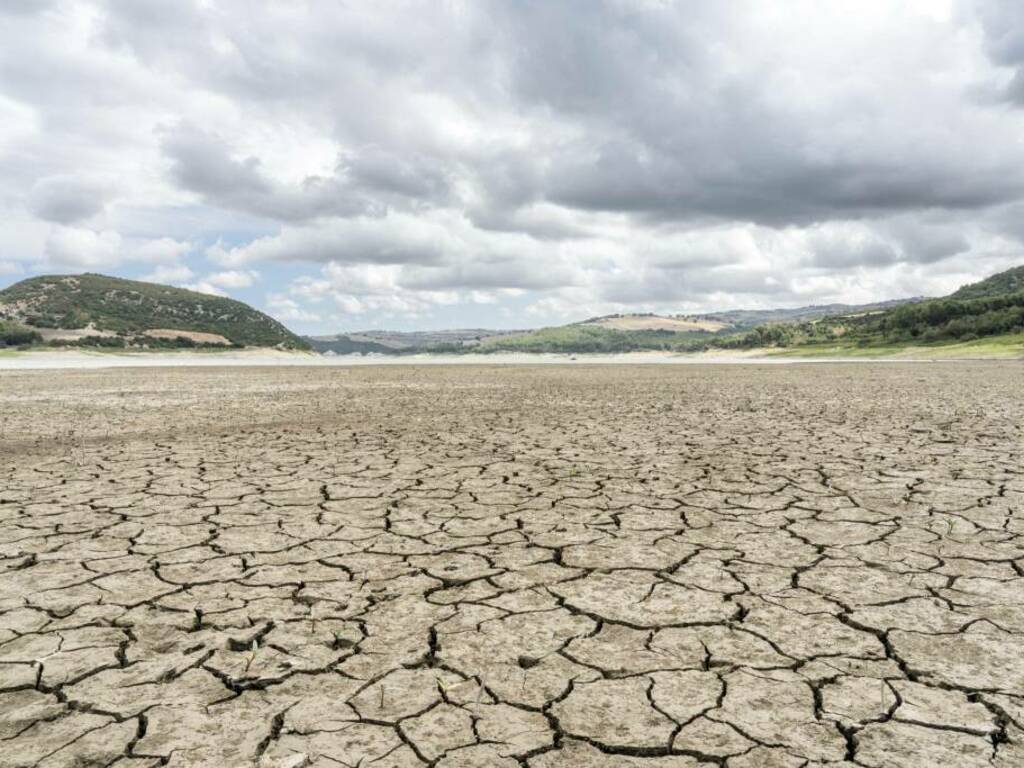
[0,321,43,347]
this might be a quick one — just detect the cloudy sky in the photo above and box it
[2,0,1024,332]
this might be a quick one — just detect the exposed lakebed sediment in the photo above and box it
[0,363,1021,767]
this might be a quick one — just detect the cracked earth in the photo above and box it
[1,363,1022,768]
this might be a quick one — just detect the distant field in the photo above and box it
[583,315,728,332]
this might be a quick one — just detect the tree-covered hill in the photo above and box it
[0,273,309,349]
[949,265,1024,300]
[474,264,1024,354]
[717,264,1024,350]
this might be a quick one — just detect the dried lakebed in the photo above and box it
[0,363,1022,767]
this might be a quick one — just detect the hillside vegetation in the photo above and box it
[475,324,715,354]
[718,265,1024,351]
[949,265,1024,300]
[0,274,309,349]
[0,319,42,348]
[306,336,396,355]
[474,265,1024,355]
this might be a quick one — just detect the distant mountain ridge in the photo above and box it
[0,273,309,349]
[3,265,1021,355]
[306,328,526,354]
[305,265,1024,355]
[690,297,924,327]
[306,297,925,354]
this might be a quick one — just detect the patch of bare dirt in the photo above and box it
[143,329,232,345]
[584,315,727,332]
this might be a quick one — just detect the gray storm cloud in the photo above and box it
[2,0,1024,327]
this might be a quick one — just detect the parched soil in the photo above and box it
[0,363,1022,768]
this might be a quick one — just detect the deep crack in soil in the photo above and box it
[0,362,1022,767]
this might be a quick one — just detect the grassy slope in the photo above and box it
[768,333,1024,359]
[0,273,309,349]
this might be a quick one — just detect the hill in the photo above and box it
[471,299,928,354]
[580,314,727,332]
[304,328,527,354]
[712,264,1024,352]
[949,265,1024,300]
[309,300,925,356]
[464,268,1023,355]
[692,298,922,328]
[475,324,713,354]
[305,335,397,355]
[0,273,309,349]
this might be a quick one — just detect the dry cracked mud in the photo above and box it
[0,362,1022,768]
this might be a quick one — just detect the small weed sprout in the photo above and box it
[244,639,258,674]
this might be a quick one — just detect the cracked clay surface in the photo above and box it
[0,362,1022,767]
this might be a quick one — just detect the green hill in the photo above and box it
[477,324,715,354]
[716,264,1024,351]
[477,265,1024,355]
[0,273,309,350]
[305,335,396,355]
[949,265,1024,300]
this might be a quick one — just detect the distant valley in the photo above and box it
[305,296,932,355]
[2,266,1023,358]
[307,266,1024,356]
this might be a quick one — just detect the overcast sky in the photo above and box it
[2,1,1024,332]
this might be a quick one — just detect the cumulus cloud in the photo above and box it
[180,281,229,297]
[266,295,321,324]
[287,263,460,318]
[143,263,194,283]
[44,227,123,268]
[43,227,192,270]
[29,175,113,224]
[161,124,375,222]
[205,269,258,289]
[171,270,259,298]
[975,0,1024,104]
[3,1,1024,328]
[133,237,191,263]
[207,214,457,267]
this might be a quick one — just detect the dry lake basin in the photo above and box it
[0,362,1022,768]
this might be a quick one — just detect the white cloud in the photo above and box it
[285,263,461,319]
[206,269,258,288]
[28,174,113,224]
[4,1,1024,329]
[133,237,191,263]
[174,269,259,296]
[143,263,194,283]
[44,226,122,268]
[180,281,228,297]
[266,294,321,323]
